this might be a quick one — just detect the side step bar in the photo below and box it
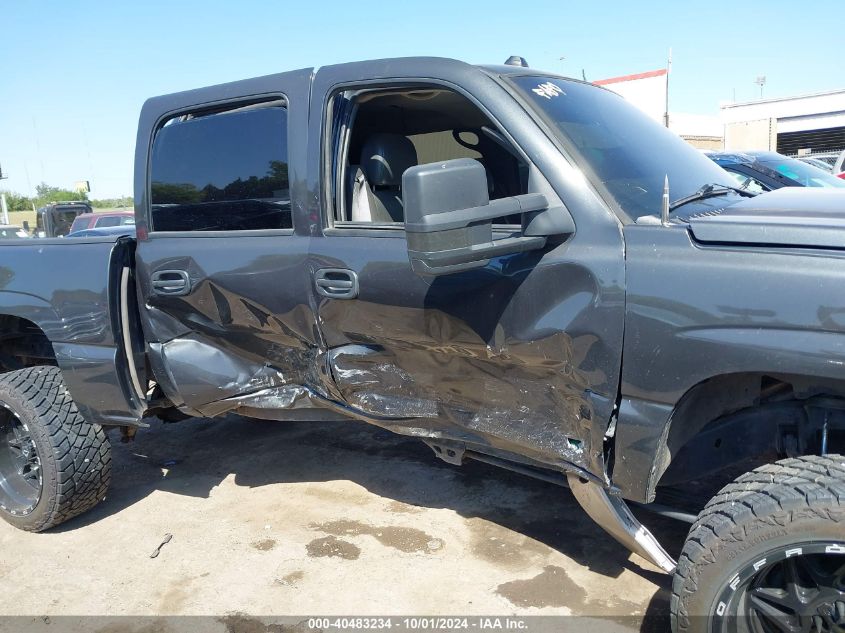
[566,473,678,573]
[424,440,678,573]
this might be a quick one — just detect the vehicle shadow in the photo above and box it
[54,415,689,607]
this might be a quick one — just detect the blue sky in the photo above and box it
[1,0,841,199]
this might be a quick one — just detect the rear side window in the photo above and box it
[70,217,88,233]
[150,102,291,232]
[95,216,121,228]
[54,211,80,237]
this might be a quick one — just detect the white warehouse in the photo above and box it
[720,89,845,155]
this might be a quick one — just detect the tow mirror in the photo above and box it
[402,158,554,276]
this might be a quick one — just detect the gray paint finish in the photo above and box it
[613,222,845,500]
[306,59,626,477]
[0,236,142,425]
[689,187,845,248]
[2,56,843,510]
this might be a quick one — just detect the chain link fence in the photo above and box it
[789,148,845,173]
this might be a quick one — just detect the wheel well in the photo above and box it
[0,315,57,372]
[653,372,845,512]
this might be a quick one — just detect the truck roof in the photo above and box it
[142,57,579,112]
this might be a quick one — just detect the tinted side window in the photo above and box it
[150,104,291,232]
[96,216,121,227]
[70,217,88,233]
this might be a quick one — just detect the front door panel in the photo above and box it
[310,230,621,471]
[306,61,626,476]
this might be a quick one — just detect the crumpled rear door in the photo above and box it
[133,68,329,418]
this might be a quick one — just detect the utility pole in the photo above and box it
[0,164,9,225]
[664,48,672,128]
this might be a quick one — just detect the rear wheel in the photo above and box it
[0,366,111,532]
[671,454,845,633]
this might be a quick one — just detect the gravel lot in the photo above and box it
[0,415,690,630]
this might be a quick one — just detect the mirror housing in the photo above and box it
[402,159,551,276]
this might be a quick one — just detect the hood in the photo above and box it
[688,188,845,249]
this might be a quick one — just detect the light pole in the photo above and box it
[755,76,766,99]
[664,48,672,128]
[0,164,9,225]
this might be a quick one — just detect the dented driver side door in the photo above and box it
[306,62,626,476]
[134,69,326,417]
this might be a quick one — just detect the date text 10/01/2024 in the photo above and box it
[306,617,529,630]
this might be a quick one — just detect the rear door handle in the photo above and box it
[314,268,358,299]
[151,270,191,296]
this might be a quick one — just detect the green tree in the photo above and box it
[34,182,88,206]
[90,196,133,209]
[0,191,33,211]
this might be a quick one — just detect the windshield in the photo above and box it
[757,157,845,188]
[509,76,739,218]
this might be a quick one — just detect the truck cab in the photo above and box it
[36,201,93,237]
[1,58,843,632]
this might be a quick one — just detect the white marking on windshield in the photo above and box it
[532,82,565,99]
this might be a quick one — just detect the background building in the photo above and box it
[595,69,723,150]
[720,89,845,156]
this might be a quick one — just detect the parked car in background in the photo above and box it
[35,201,93,237]
[707,150,845,192]
[67,225,136,238]
[69,211,135,234]
[825,149,845,174]
[0,225,31,239]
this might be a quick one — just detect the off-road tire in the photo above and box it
[671,454,845,632]
[0,366,111,531]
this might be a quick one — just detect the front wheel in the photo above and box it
[672,454,845,633]
[0,366,111,532]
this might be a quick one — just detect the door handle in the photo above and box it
[150,270,191,296]
[314,268,358,299]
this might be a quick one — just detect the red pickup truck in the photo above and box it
[69,211,135,234]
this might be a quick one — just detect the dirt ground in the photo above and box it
[0,415,690,628]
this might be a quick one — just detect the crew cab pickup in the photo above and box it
[0,58,843,632]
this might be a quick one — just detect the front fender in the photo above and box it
[613,328,845,503]
[614,224,845,502]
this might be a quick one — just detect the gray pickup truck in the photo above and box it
[0,57,842,632]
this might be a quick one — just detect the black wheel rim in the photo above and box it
[714,542,845,633]
[0,402,42,515]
